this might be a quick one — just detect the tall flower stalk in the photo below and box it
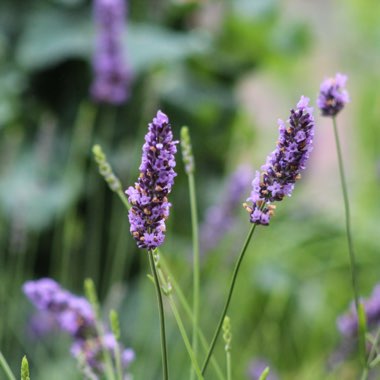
[180,126,200,380]
[317,73,368,371]
[202,96,315,375]
[93,145,225,379]
[126,110,178,380]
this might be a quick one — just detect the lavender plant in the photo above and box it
[317,73,369,376]
[201,96,315,375]
[125,110,178,380]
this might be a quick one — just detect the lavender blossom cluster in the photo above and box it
[337,284,380,338]
[126,111,178,250]
[200,165,252,253]
[317,73,349,117]
[245,96,315,225]
[23,278,134,377]
[91,0,132,104]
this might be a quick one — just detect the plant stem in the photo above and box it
[188,172,200,380]
[332,117,367,368]
[201,224,257,375]
[226,350,232,380]
[154,255,203,379]
[160,256,225,380]
[148,250,169,380]
[0,352,16,380]
[167,295,204,380]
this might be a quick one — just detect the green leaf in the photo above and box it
[16,6,93,70]
[16,6,209,73]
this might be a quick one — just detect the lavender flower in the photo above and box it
[126,110,178,250]
[244,96,315,225]
[200,165,252,253]
[23,278,134,377]
[317,73,349,117]
[91,0,132,104]
[337,284,380,338]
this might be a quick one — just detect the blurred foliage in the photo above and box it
[0,0,379,379]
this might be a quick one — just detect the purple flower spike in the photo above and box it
[91,0,132,104]
[244,96,315,225]
[126,110,178,250]
[317,73,349,117]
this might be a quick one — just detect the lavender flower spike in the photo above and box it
[91,0,132,104]
[126,110,178,250]
[244,96,315,225]
[317,73,349,117]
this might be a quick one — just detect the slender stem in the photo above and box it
[188,173,200,380]
[154,256,203,379]
[332,117,367,366]
[86,290,116,380]
[148,250,169,380]
[116,189,131,211]
[0,352,16,380]
[201,224,257,375]
[160,255,226,380]
[368,329,380,363]
[114,342,123,380]
[167,295,204,380]
[226,350,232,380]
[361,329,380,380]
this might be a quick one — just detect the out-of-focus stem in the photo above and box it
[332,117,367,369]
[188,172,200,380]
[0,352,16,380]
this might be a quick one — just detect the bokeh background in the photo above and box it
[1,0,380,379]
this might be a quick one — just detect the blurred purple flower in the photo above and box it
[91,0,132,104]
[23,278,95,339]
[23,278,134,377]
[248,358,279,380]
[200,165,252,253]
[337,284,380,338]
[126,111,178,250]
[27,311,57,339]
[245,96,315,225]
[317,73,349,117]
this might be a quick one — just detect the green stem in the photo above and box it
[114,341,123,380]
[0,352,16,380]
[332,117,367,366]
[167,295,204,380]
[159,255,225,380]
[201,224,257,375]
[154,257,203,379]
[188,173,200,380]
[226,350,231,380]
[148,250,169,380]
[116,189,131,211]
